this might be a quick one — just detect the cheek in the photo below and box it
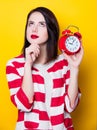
[26,28,31,36]
[42,30,48,40]
[26,28,31,40]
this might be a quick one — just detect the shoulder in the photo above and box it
[47,54,68,72]
[6,54,25,67]
[57,53,66,60]
[56,53,68,66]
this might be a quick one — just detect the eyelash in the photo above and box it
[39,22,46,26]
[28,22,34,26]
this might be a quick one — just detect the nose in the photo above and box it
[32,24,38,32]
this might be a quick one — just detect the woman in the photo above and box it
[6,7,84,130]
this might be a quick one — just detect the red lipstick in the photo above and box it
[31,34,39,39]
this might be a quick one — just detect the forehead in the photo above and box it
[28,11,45,21]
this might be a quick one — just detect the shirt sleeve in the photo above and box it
[6,60,33,112]
[63,61,81,113]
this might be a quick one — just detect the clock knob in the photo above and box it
[74,32,82,39]
[62,29,71,35]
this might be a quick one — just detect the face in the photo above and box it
[26,12,48,45]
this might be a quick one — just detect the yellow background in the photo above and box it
[0,0,97,130]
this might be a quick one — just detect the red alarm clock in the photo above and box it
[59,25,82,55]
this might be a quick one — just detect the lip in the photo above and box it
[31,34,39,39]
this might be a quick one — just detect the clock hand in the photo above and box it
[68,42,73,45]
[73,39,75,43]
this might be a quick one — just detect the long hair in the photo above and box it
[22,7,60,63]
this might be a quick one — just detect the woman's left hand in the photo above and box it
[63,46,84,68]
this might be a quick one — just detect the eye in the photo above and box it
[28,21,34,26]
[39,22,46,27]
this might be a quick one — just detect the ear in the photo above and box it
[74,32,82,39]
[62,29,71,35]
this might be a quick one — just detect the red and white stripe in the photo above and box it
[6,54,81,130]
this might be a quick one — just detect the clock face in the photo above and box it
[65,36,80,53]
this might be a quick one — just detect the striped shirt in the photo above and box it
[6,54,81,130]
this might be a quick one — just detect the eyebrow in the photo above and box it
[28,20,46,23]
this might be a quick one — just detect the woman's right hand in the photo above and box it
[25,43,40,66]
